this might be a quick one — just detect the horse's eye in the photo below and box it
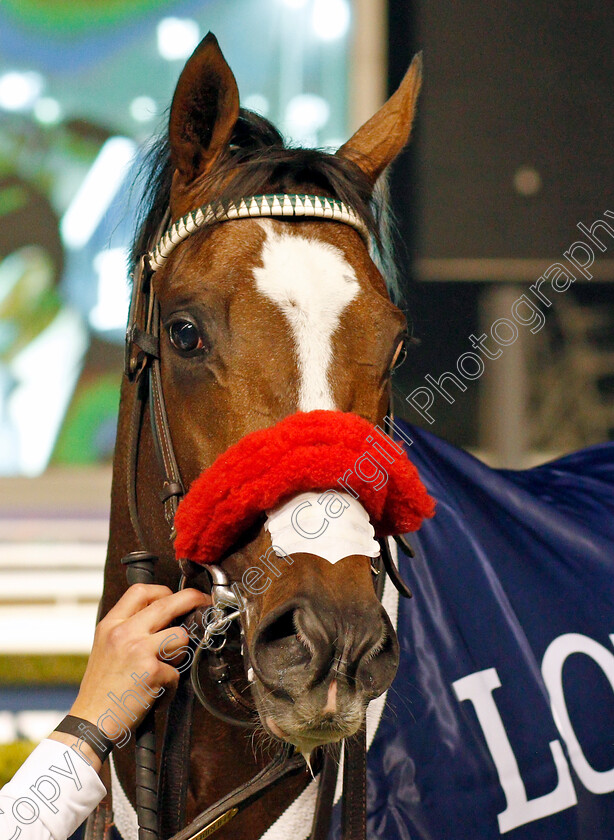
[168,319,204,354]
[391,335,408,371]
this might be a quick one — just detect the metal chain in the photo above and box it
[200,607,241,652]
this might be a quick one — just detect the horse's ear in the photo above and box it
[169,32,240,185]
[336,52,422,187]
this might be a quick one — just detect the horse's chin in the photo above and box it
[263,715,360,756]
[254,680,365,753]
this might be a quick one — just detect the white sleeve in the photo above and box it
[0,738,107,840]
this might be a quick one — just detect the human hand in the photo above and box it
[51,584,209,770]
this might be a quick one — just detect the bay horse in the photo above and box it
[92,33,429,840]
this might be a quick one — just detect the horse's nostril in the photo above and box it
[251,605,313,692]
[251,601,399,698]
[356,611,399,697]
[259,607,298,646]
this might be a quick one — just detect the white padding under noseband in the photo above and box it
[265,491,380,564]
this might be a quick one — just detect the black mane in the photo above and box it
[132,109,400,300]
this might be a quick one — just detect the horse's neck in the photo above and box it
[103,378,311,839]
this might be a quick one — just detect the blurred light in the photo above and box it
[0,712,17,744]
[312,0,350,40]
[130,95,157,123]
[157,17,200,61]
[285,94,330,145]
[513,165,542,197]
[282,0,308,7]
[17,712,65,742]
[322,138,345,151]
[9,305,88,477]
[89,248,130,331]
[0,71,44,112]
[243,93,270,116]
[33,97,61,125]
[60,137,136,249]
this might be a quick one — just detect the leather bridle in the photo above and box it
[114,194,416,840]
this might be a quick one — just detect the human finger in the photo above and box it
[104,583,174,621]
[129,588,211,634]
[156,660,183,691]
[151,626,192,661]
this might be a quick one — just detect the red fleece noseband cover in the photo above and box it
[174,410,435,565]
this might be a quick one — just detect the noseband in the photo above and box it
[120,193,421,840]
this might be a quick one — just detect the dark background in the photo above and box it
[387,0,614,447]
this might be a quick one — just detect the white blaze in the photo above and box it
[253,223,359,410]
[254,225,377,565]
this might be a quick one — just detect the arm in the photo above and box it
[0,584,209,840]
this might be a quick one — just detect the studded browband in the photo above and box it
[147,193,371,271]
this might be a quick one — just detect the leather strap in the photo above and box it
[83,798,114,840]
[125,212,181,551]
[159,672,195,838]
[131,327,160,360]
[124,250,184,839]
[167,746,308,840]
[122,554,160,840]
[148,299,185,529]
[126,373,152,551]
[54,715,114,764]
[341,726,367,840]
[393,532,415,558]
[310,744,340,840]
[83,762,115,840]
[379,536,413,599]
[134,715,159,840]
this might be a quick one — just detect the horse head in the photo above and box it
[105,33,429,834]
[132,33,426,758]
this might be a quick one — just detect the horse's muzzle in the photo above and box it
[247,562,399,752]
